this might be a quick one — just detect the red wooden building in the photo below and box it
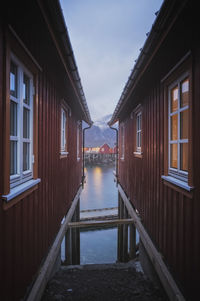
[109,0,200,300]
[99,143,111,154]
[0,1,92,300]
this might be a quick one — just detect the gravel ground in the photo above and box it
[42,261,168,301]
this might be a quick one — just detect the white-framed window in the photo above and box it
[77,121,81,160]
[136,111,142,153]
[168,73,189,182]
[10,54,34,188]
[60,108,67,154]
[120,123,125,160]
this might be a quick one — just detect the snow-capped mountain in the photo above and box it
[84,115,117,147]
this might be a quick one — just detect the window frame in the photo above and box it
[60,100,69,158]
[132,104,143,158]
[10,53,34,188]
[162,55,193,193]
[168,73,189,182]
[136,111,142,153]
[2,27,40,204]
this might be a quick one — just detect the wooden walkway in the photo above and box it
[80,207,118,220]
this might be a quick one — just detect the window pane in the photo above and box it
[180,143,188,171]
[139,114,141,130]
[23,142,30,171]
[138,132,141,148]
[170,143,178,169]
[10,141,17,175]
[180,109,188,139]
[23,108,30,138]
[170,114,178,140]
[10,101,17,136]
[181,78,189,108]
[170,86,178,112]
[10,62,17,97]
[23,74,30,105]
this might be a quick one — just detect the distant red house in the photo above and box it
[99,143,110,154]
[109,146,117,154]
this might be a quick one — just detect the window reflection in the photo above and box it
[171,114,178,140]
[181,79,189,107]
[171,86,178,112]
[170,144,177,169]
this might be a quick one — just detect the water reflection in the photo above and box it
[80,227,117,264]
[81,165,118,210]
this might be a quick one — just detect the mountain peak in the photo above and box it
[84,115,117,147]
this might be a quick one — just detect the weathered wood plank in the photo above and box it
[118,183,185,301]
[68,218,134,229]
[27,186,82,301]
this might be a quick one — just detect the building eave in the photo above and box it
[37,0,93,125]
[108,0,188,126]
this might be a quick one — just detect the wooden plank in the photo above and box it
[68,218,134,229]
[129,223,136,259]
[118,183,185,301]
[27,186,82,301]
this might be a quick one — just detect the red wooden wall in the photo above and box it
[117,2,200,300]
[0,2,84,300]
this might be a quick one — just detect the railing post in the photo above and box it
[117,193,123,262]
[129,222,136,259]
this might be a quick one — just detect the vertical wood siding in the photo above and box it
[117,4,200,299]
[0,14,83,301]
[118,70,200,300]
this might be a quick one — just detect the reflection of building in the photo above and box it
[0,1,92,300]
[109,1,200,300]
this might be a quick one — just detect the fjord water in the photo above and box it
[80,165,118,264]
[81,165,118,210]
[61,164,118,264]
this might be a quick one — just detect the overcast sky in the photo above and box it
[60,0,163,122]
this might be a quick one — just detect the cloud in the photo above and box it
[60,0,163,121]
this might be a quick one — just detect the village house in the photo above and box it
[109,0,200,300]
[99,143,111,154]
[0,0,92,300]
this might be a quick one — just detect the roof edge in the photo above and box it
[108,0,188,126]
[38,0,93,125]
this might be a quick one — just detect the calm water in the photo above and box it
[61,164,138,264]
[80,164,118,264]
[81,165,118,210]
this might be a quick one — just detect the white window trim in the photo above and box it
[120,123,125,160]
[10,53,34,188]
[2,178,41,202]
[136,111,142,153]
[161,175,193,192]
[60,107,67,154]
[168,72,189,183]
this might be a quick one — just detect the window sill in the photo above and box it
[2,178,41,209]
[60,151,69,159]
[133,151,143,158]
[2,178,41,202]
[77,157,80,162]
[161,175,194,198]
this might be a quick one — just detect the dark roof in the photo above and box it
[39,0,93,125]
[108,0,188,126]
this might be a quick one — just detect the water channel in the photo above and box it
[61,164,139,264]
[80,164,118,264]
